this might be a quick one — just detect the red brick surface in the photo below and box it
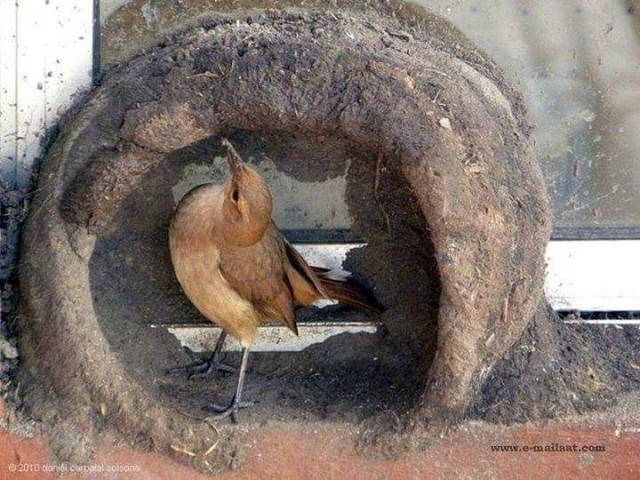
[1,420,638,479]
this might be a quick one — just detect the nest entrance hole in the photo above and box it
[87,131,441,422]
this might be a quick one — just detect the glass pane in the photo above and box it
[413,0,640,231]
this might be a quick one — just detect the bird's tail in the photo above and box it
[312,267,384,313]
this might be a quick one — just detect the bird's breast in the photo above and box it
[169,228,260,347]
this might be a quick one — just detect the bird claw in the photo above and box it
[165,358,235,379]
[204,399,255,424]
[206,400,255,412]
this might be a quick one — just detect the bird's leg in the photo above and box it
[205,347,254,423]
[166,331,235,378]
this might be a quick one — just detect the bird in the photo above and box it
[168,138,383,422]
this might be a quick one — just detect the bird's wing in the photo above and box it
[311,267,384,313]
[277,228,328,306]
[218,226,298,333]
[278,225,383,313]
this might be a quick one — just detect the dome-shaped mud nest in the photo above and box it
[18,6,635,473]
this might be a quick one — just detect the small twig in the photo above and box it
[432,87,442,104]
[385,29,413,41]
[374,153,382,196]
[502,295,510,322]
[424,67,451,79]
[170,444,197,457]
[373,153,391,233]
[203,440,220,456]
[175,408,206,421]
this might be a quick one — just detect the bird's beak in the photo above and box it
[221,138,244,176]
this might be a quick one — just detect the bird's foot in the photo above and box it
[204,398,255,424]
[165,358,235,379]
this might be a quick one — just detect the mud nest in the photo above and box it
[16,6,640,472]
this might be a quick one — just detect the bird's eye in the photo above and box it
[231,188,239,202]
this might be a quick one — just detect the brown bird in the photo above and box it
[168,138,382,422]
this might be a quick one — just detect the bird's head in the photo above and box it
[219,138,273,247]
